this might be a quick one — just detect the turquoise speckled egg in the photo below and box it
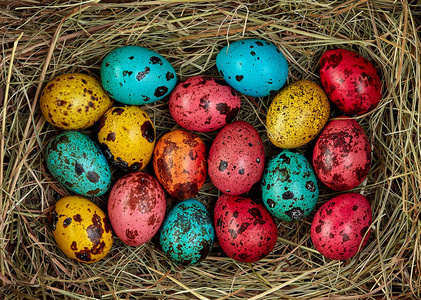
[261,150,319,221]
[100,45,177,105]
[45,131,111,196]
[159,199,214,265]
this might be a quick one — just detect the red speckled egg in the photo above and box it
[108,172,166,246]
[153,129,207,200]
[312,117,371,191]
[214,195,278,263]
[319,48,382,115]
[169,76,241,132]
[311,193,372,260]
[208,121,265,195]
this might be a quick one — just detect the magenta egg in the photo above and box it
[311,193,372,260]
[208,120,265,195]
[169,76,241,132]
[108,172,166,246]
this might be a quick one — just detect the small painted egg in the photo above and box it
[40,73,113,130]
[214,195,278,263]
[266,80,330,149]
[169,76,241,132]
[100,45,177,105]
[45,131,111,197]
[52,196,113,263]
[153,129,207,200]
[311,193,372,260]
[216,39,288,97]
[261,150,319,221]
[312,117,371,191]
[108,172,166,246]
[320,48,382,115]
[98,105,155,172]
[208,120,265,195]
[160,199,214,265]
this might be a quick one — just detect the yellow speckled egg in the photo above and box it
[52,196,113,263]
[98,105,156,171]
[40,73,113,130]
[266,80,330,148]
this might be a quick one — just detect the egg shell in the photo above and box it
[153,129,207,200]
[160,199,214,265]
[311,193,372,260]
[214,195,278,263]
[52,196,113,263]
[40,73,113,130]
[312,117,371,191]
[319,48,382,115]
[169,76,241,132]
[98,105,155,172]
[216,39,288,97]
[261,150,319,221]
[266,80,330,149]
[208,121,265,195]
[100,45,177,105]
[107,172,166,246]
[45,131,111,196]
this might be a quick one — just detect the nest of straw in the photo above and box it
[1,1,420,299]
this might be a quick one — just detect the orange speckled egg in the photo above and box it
[153,129,207,200]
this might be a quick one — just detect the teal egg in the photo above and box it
[261,150,319,221]
[160,199,214,265]
[45,131,111,196]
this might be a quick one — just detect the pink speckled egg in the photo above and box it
[311,193,372,260]
[169,76,241,132]
[208,120,265,195]
[108,172,166,246]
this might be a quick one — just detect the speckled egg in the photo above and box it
[208,121,265,195]
[98,106,155,172]
[216,39,288,97]
[169,76,241,132]
[160,199,214,265]
[214,195,278,263]
[108,172,166,246]
[100,45,177,105]
[312,117,371,191]
[266,80,330,149]
[153,129,207,200]
[320,48,382,115]
[261,150,319,221]
[52,196,113,263]
[45,131,111,197]
[311,193,372,260]
[40,73,113,130]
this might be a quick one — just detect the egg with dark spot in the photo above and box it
[107,172,166,246]
[52,196,113,263]
[312,117,371,191]
[208,121,265,195]
[169,76,241,132]
[261,150,319,221]
[160,199,214,265]
[311,193,372,260]
[45,131,111,196]
[153,129,207,200]
[98,105,155,172]
[216,39,288,97]
[214,195,278,263]
[100,46,177,105]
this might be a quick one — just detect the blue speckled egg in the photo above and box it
[160,199,214,265]
[100,46,177,105]
[216,39,288,97]
[261,150,319,221]
[45,131,111,196]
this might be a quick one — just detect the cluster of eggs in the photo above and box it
[42,39,381,264]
